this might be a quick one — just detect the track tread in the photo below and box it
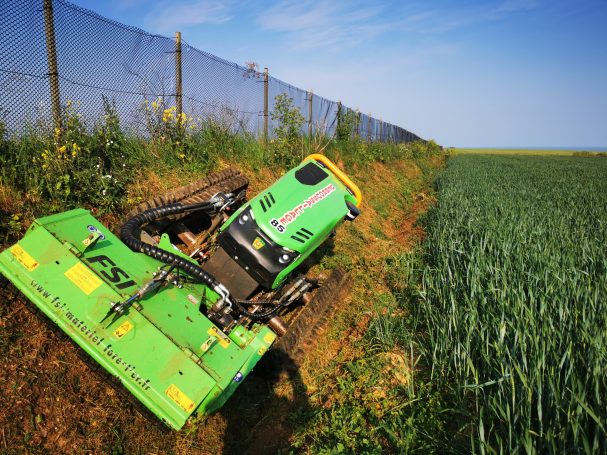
[127,167,248,220]
[269,268,353,365]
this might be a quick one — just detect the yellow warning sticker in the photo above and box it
[10,245,39,272]
[64,263,102,295]
[113,320,133,339]
[258,346,268,356]
[207,327,230,348]
[166,384,195,412]
[263,333,276,345]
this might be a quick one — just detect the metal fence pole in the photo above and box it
[308,89,313,138]
[379,118,383,143]
[367,114,371,141]
[356,110,361,138]
[336,101,342,138]
[43,0,62,132]
[175,32,183,125]
[263,67,268,144]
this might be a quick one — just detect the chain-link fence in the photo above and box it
[0,0,422,143]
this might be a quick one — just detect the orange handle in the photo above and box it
[305,154,362,207]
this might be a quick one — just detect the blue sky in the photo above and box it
[67,0,606,147]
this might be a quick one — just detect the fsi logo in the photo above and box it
[86,255,136,290]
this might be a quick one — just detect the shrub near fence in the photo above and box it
[0,0,421,144]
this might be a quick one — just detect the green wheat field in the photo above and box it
[454,147,607,156]
[415,154,607,452]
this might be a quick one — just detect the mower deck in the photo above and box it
[0,209,276,430]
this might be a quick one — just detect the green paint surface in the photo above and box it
[0,209,275,430]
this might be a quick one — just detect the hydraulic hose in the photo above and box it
[120,198,284,321]
[233,299,288,321]
[120,202,220,289]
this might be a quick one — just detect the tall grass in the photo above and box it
[0,104,439,206]
[416,155,607,453]
[0,99,440,242]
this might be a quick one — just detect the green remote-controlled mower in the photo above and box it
[0,154,362,430]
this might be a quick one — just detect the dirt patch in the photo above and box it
[391,192,436,250]
[0,288,185,453]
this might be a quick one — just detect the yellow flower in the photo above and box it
[162,107,175,122]
[58,145,67,154]
[152,100,159,110]
[54,128,61,139]
[71,142,80,157]
[178,153,185,160]
[42,164,48,169]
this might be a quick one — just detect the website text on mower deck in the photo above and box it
[0,154,362,429]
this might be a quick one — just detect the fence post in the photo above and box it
[379,118,383,143]
[336,101,342,138]
[43,0,62,132]
[356,110,361,138]
[308,89,313,138]
[367,114,371,141]
[263,68,269,144]
[175,31,183,127]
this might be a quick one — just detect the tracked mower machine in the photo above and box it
[0,154,362,430]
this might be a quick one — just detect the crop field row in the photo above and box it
[415,155,607,452]
[454,148,607,156]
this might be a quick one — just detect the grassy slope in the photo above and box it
[0,141,446,453]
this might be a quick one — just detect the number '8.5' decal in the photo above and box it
[270,218,286,233]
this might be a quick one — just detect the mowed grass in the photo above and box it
[416,155,607,452]
[454,147,606,156]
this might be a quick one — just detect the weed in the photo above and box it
[335,106,358,143]
[270,93,305,167]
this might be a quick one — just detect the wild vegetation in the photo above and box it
[0,96,440,240]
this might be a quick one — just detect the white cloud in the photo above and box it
[409,0,542,34]
[144,0,233,34]
[256,0,390,50]
[254,0,540,51]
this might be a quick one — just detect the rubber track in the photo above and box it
[0,278,170,432]
[269,268,353,365]
[126,167,249,220]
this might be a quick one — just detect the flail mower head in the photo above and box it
[0,154,362,429]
